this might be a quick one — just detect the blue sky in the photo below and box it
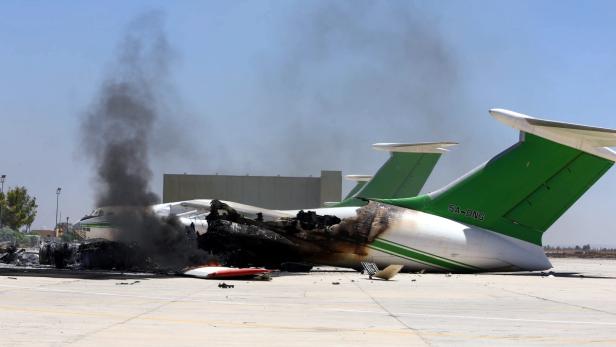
[1,1,615,246]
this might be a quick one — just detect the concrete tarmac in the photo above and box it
[1,258,615,346]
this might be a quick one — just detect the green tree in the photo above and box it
[0,186,38,230]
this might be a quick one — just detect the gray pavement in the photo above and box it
[1,258,616,346]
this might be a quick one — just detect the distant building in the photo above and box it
[163,170,342,209]
[30,229,56,238]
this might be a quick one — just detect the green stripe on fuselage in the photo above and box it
[78,223,112,228]
[368,243,448,271]
[378,238,481,271]
[370,238,481,272]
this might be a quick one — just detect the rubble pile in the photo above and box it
[0,242,39,267]
[39,241,79,269]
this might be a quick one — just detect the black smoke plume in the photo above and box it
[80,12,207,270]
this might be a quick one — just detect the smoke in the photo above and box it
[79,11,207,269]
[247,1,475,186]
[81,12,169,207]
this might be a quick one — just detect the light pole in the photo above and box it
[0,175,5,229]
[55,187,61,231]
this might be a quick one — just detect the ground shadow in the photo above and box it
[484,271,616,280]
[0,266,173,280]
[309,268,358,273]
[360,277,399,282]
[0,266,315,281]
[271,271,311,278]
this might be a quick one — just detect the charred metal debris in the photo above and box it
[39,240,144,270]
[1,242,39,266]
[197,199,396,270]
[36,199,397,272]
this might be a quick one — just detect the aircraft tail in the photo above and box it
[343,175,371,200]
[334,142,457,207]
[378,109,616,245]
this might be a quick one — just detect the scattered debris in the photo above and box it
[280,262,313,272]
[1,243,39,267]
[218,282,234,289]
[0,243,20,263]
[361,262,403,280]
[116,280,140,285]
[540,271,557,277]
[7,277,17,280]
[332,282,340,285]
[362,262,379,278]
[183,266,271,280]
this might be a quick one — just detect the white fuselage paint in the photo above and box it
[295,206,552,272]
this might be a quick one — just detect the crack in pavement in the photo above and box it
[345,272,433,346]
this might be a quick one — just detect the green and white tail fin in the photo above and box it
[332,142,457,207]
[343,175,372,200]
[324,175,371,207]
[379,109,616,245]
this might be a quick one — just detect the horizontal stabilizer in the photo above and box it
[333,141,456,207]
[491,109,616,162]
[345,175,372,182]
[372,142,458,154]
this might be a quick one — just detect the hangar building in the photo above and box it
[162,171,342,209]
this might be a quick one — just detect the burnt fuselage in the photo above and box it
[199,199,551,273]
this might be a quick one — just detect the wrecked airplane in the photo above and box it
[187,109,616,273]
[54,109,616,273]
[26,109,616,275]
[56,141,454,272]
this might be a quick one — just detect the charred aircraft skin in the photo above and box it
[198,199,399,270]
